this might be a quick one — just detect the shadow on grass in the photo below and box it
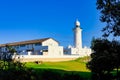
[33,68,91,80]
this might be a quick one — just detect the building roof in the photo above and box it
[0,38,51,47]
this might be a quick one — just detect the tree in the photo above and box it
[87,38,120,80]
[96,0,120,37]
[87,38,114,80]
[0,45,38,80]
[110,40,120,79]
[87,0,120,79]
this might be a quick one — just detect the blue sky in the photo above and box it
[0,0,103,47]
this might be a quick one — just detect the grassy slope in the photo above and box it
[26,57,90,72]
[25,57,91,79]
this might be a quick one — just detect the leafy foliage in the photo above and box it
[34,69,88,80]
[0,61,38,80]
[96,0,120,37]
[87,38,120,80]
[0,45,38,80]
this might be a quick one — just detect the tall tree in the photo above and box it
[87,38,120,79]
[110,40,120,79]
[87,38,115,80]
[96,0,120,37]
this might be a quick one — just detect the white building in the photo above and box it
[65,19,91,57]
[0,38,63,56]
[0,19,91,62]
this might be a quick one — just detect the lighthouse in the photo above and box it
[73,19,82,49]
[65,19,91,56]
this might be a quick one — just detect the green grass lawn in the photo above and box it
[26,60,89,72]
[25,57,91,79]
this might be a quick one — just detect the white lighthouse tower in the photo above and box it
[73,19,82,49]
[65,19,91,56]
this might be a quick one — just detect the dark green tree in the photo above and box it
[110,40,120,79]
[87,0,120,79]
[0,45,17,69]
[0,45,38,80]
[96,0,120,37]
[87,38,120,80]
[87,38,115,80]
[96,0,120,79]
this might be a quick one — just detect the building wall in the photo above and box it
[0,38,63,57]
[48,46,63,56]
[42,38,63,56]
[64,47,91,57]
[80,48,92,57]
[13,55,80,62]
[42,38,59,46]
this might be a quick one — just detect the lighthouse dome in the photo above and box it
[75,19,80,27]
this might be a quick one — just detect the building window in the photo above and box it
[26,44,29,48]
[14,46,19,49]
[20,44,26,47]
[35,43,41,46]
[42,50,48,52]
[16,46,19,49]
